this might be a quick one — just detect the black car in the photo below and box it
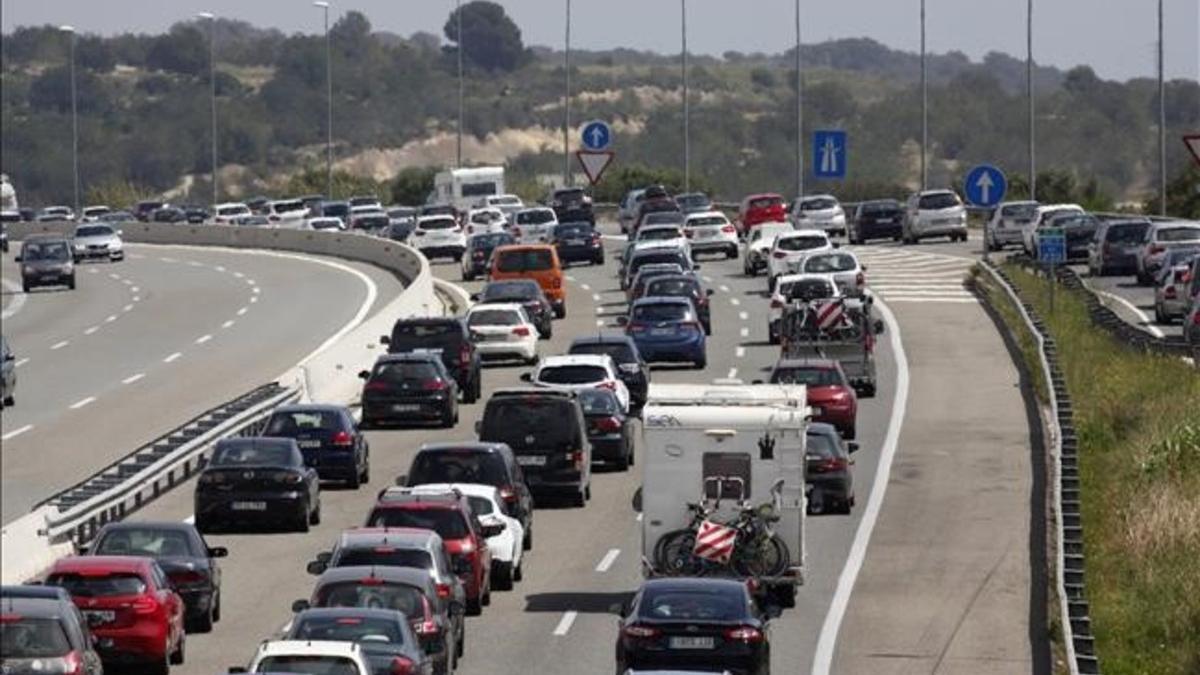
[1051,213,1102,262]
[183,206,209,224]
[321,200,351,225]
[262,404,370,488]
[548,187,594,224]
[359,353,459,428]
[193,437,321,533]
[382,318,482,403]
[616,577,774,675]
[350,213,390,233]
[850,199,905,244]
[0,593,105,675]
[806,422,857,515]
[550,221,604,265]
[400,441,536,550]
[567,335,650,412]
[674,191,713,214]
[577,388,634,470]
[17,235,75,292]
[86,521,228,632]
[472,279,554,339]
[151,207,187,224]
[477,389,591,507]
[644,275,714,335]
[134,200,167,221]
[285,608,433,675]
[461,232,515,281]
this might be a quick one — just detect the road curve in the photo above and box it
[0,243,404,524]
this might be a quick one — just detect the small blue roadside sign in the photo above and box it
[581,120,612,151]
[964,164,1007,208]
[812,130,847,179]
[1038,227,1066,263]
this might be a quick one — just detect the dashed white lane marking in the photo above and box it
[740,327,749,338]
[703,275,714,283]
[736,346,746,358]
[215,266,226,272]
[595,549,621,573]
[1,425,33,441]
[592,293,602,302]
[160,257,178,263]
[69,396,96,410]
[163,352,182,363]
[131,286,140,293]
[233,271,245,278]
[122,373,145,385]
[14,358,30,368]
[252,287,261,295]
[580,283,591,291]
[636,512,644,522]
[552,611,578,636]
[105,315,117,323]
[246,278,256,286]
[565,274,576,282]
[1,278,27,320]
[595,306,604,315]
[237,307,248,316]
[121,278,132,285]
[719,284,730,293]
[188,261,203,267]
[596,319,605,327]
[108,273,120,280]
[50,340,69,350]
[196,334,213,344]
[739,311,749,321]
[730,298,741,306]
[727,367,738,379]
[222,320,235,329]
[84,326,99,335]
[249,296,258,304]
[123,304,134,312]
[132,296,140,302]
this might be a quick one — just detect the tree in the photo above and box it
[390,167,438,205]
[285,167,382,201]
[86,180,156,209]
[146,26,207,76]
[443,1,525,72]
[1146,165,1200,219]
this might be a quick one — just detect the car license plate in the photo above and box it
[42,274,59,281]
[297,439,322,449]
[811,406,824,416]
[516,455,547,466]
[697,230,715,239]
[84,610,115,624]
[231,501,267,511]
[669,636,714,650]
[392,403,420,412]
[651,328,674,336]
[567,238,585,246]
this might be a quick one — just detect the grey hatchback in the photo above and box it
[17,234,75,292]
[0,590,105,675]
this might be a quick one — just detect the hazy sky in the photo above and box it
[2,0,1197,82]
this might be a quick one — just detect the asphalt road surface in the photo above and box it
[115,228,1041,675]
[0,244,403,524]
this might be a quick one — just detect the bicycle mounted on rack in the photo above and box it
[778,295,885,397]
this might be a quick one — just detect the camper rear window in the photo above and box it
[702,452,752,500]
[461,182,498,197]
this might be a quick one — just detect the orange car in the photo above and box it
[489,244,567,318]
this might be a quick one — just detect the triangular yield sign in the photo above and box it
[576,150,615,185]
[1184,134,1200,169]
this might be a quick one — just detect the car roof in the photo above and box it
[337,527,441,548]
[490,387,577,400]
[744,192,783,200]
[640,577,748,593]
[774,357,839,369]
[23,233,69,242]
[49,555,153,573]
[375,488,466,507]
[539,354,613,368]
[775,272,838,285]
[800,194,838,202]
[417,215,456,223]
[417,441,512,454]
[517,207,555,214]
[295,607,409,623]
[274,403,349,415]
[494,243,554,253]
[316,565,436,590]
[780,229,829,238]
[918,189,958,197]
[648,274,700,285]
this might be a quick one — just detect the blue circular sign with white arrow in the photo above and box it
[581,120,612,151]
[964,164,1007,208]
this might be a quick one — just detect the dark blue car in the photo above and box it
[620,296,707,369]
[262,404,370,488]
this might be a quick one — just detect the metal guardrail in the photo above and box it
[34,382,301,547]
[976,259,1099,675]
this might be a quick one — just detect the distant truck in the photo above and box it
[640,381,809,608]
[432,167,505,213]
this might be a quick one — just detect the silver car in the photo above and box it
[72,223,124,262]
[1135,221,1200,285]
[800,250,866,297]
[1153,251,1197,323]
[1,336,15,408]
[1185,295,1200,350]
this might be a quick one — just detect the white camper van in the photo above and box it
[640,381,809,608]
[433,167,505,212]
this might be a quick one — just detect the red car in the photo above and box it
[738,193,787,235]
[45,556,186,675]
[768,357,858,439]
[365,488,493,615]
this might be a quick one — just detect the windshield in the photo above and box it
[806,431,839,459]
[862,201,901,214]
[218,205,249,216]
[1157,227,1200,243]
[918,193,960,210]
[481,281,539,301]
[749,196,783,210]
[335,548,433,570]
[289,615,406,646]
[781,279,836,301]
[492,196,521,206]
[776,235,828,252]
[639,589,747,621]
[272,200,304,213]
[516,210,555,225]
[419,218,457,231]
[210,443,292,467]
[409,450,508,485]
[1,618,71,658]
[643,212,685,226]
[632,303,689,322]
[537,365,608,385]
[470,211,501,224]
[801,197,838,211]
[804,254,857,273]
[771,366,844,386]
[75,226,113,238]
[471,234,513,248]
[496,249,553,273]
[638,228,682,241]
[266,410,341,436]
[676,194,711,209]
[367,508,469,539]
[578,388,620,414]
[94,528,196,557]
[46,572,147,597]
[317,582,425,617]
[257,655,360,675]
[21,241,70,261]
[481,398,575,446]
[647,278,699,297]
[630,253,685,274]
[468,309,520,327]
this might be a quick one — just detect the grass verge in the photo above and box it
[984,263,1200,675]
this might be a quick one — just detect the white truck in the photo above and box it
[432,166,505,212]
[640,381,809,608]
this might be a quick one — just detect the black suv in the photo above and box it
[477,389,592,507]
[358,353,459,428]
[382,317,481,403]
[401,441,536,550]
[567,335,650,412]
[548,187,594,224]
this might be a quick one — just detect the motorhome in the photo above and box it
[433,167,505,212]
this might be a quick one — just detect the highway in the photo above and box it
[1067,264,1182,339]
[93,228,1042,674]
[0,244,404,524]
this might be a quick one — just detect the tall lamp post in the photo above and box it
[919,0,927,190]
[1157,0,1166,216]
[795,0,804,199]
[563,0,572,186]
[198,12,218,206]
[60,25,80,215]
[1027,0,1035,200]
[314,1,333,199]
[681,0,689,192]
[456,0,464,168]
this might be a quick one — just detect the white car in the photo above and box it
[412,215,467,261]
[1022,203,1084,255]
[1136,221,1200,285]
[264,198,309,226]
[767,272,842,343]
[799,250,865,297]
[213,202,252,224]
[512,207,558,244]
[71,223,124,262]
[411,483,525,589]
[683,211,738,259]
[790,194,847,236]
[741,221,795,276]
[466,207,507,236]
[985,200,1039,251]
[766,229,834,290]
[39,206,75,221]
[621,226,691,275]
[80,205,111,222]
[524,354,631,413]
[305,217,345,231]
[482,194,524,219]
[903,190,967,244]
[465,303,538,363]
[247,640,372,675]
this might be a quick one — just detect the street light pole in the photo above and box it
[681,0,689,192]
[457,0,464,168]
[198,12,218,206]
[1027,0,1035,201]
[564,0,571,186]
[60,25,80,215]
[795,0,804,199]
[314,1,333,199]
[1157,0,1166,216]
[919,0,927,191]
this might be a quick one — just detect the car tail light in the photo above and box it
[622,624,660,639]
[772,251,787,259]
[435,583,452,599]
[458,540,476,554]
[721,225,736,233]
[364,381,390,392]
[595,416,622,433]
[423,379,448,391]
[459,343,471,366]
[572,450,585,472]
[628,323,646,334]
[1165,287,1177,299]
[58,651,84,675]
[331,430,354,447]
[512,326,531,337]
[770,298,783,309]
[499,486,518,503]
[131,596,160,614]
[725,626,764,643]
[389,656,415,675]
[856,271,865,286]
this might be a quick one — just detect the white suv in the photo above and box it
[766,229,834,290]
[742,221,795,277]
[985,200,1038,251]
[411,483,525,590]
[683,211,738,259]
[512,207,558,244]
[790,194,847,236]
[903,190,967,244]
[214,202,252,224]
[524,354,631,412]
[246,640,372,675]
[412,215,467,261]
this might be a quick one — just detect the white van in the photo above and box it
[641,381,809,607]
[433,167,506,212]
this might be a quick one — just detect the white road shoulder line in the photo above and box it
[196,334,213,344]
[552,611,578,636]
[1,278,27,320]
[14,357,30,368]
[69,396,96,410]
[2,425,34,441]
[595,549,621,573]
[164,352,182,363]
[50,340,69,350]
[122,373,145,385]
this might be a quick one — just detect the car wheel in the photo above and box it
[514,561,523,582]
[523,527,532,551]
[585,483,592,501]
[693,356,707,370]
[571,490,586,508]
[347,466,361,489]
[465,596,482,616]
[442,405,455,429]
[482,582,491,607]
[614,448,630,472]
[310,497,321,525]
[3,394,13,407]
[21,281,30,293]
[67,275,76,290]
[726,247,737,259]
[543,323,553,340]
[554,303,566,319]
[492,561,514,591]
[361,462,370,485]
[462,269,473,282]
[845,424,857,440]
[148,652,170,675]
[295,502,310,533]
[212,593,221,622]
[169,632,185,665]
[189,603,215,634]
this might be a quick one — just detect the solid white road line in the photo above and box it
[1,277,27,320]
[15,358,30,368]
[50,340,69,350]
[2,425,34,441]
[812,296,909,675]
[222,320,235,329]
[122,373,145,385]
[727,367,738,379]
[69,396,97,410]
[740,327,749,338]
[1085,282,1166,339]
[196,334,213,344]
[736,346,746,358]
[552,611,578,636]
[739,311,749,321]
[595,549,621,573]
[164,352,182,363]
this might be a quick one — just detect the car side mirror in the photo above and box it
[379,335,391,345]
[13,256,21,262]
[474,420,482,434]
[615,316,628,326]
[874,320,885,335]
[306,560,327,575]
[76,543,90,554]
[470,293,480,302]
[706,289,714,296]
[861,265,868,272]
[847,442,859,454]
[519,372,532,382]
[291,599,310,613]
[481,523,506,537]
[358,370,371,380]
[208,546,229,558]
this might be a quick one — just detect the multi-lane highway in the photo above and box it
[0,244,404,524]
[42,228,1044,674]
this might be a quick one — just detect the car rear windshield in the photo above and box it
[630,253,686,273]
[481,281,539,301]
[94,528,196,557]
[677,194,711,208]
[919,193,960,210]
[632,303,689,322]
[468,309,520,327]
[481,398,576,446]
[776,235,828,252]
[389,322,462,352]
[781,280,836,301]
[516,210,555,225]
[367,508,469,539]
[1105,223,1149,243]
[0,617,71,658]
[465,496,495,517]
[578,389,620,415]
[335,548,433,570]
[554,224,592,238]
[317,582,425,617]
[806,431,840,459]
[256,655,360,675]
[686,216,726,228]
[643,212,684,225]
[211,443,292,466]
[290,616,405,646]
[569,342,636,364]
[266,411,341,435]
[647,279,699,296]
[537,365,607,385]
[46,572,147,597]
[639,589,747,621]
[472,234,513,248]
[801,198,838,211]
[749,196,783,209]
[419,218,457,231]
[21,241,70,261]
[75,226,114,237]
[554,189,586,201]
[861,201,901,214]
[771,366,844,387]
[496,249,554,272]
[1157,227,1200,243]
[373,362,440,383]
[804,254,857,273]
[470,211,500,224]
[409,450,508,485]
[638,228,682,241]
[1000,203,1038,218]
